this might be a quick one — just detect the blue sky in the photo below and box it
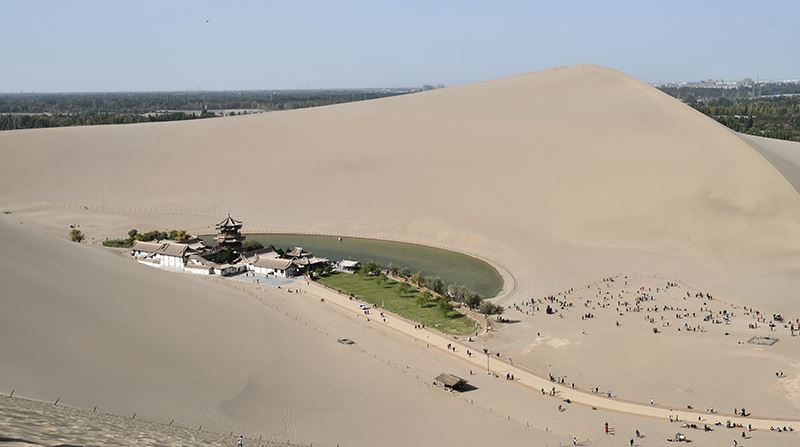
[2,0,798,92]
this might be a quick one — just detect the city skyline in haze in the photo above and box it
[2,0,798,93]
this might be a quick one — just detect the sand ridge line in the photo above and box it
[2,202,222,217]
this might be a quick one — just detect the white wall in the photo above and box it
[161,255,185,271]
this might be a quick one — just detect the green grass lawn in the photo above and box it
[317,272,479,336]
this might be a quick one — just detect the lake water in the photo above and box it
[205,233,503,298]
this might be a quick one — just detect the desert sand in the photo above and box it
[1,64,800,446]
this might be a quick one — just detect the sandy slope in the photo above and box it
[1,65,799,312]
[2,64,800,445]
[2,219,799,447]
[0,220,562,446]
[744,134,800,193]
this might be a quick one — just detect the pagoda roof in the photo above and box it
[216,214,243,229]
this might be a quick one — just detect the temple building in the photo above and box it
[214,214,245,249]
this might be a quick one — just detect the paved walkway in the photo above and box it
[226,271,296,287]
[299,280,799,432]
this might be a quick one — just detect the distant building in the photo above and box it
[157,243,192,270]
[130,241,163,258]
[292,256,330,273]
[239,246,280,264]
[251,257,296,277]
[130,240,198,271]
[214,214,245,249]
[185,255,217,275]
[434,373,468,392]
[338,260,361,273]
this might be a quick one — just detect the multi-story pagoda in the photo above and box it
[214,214,245,249]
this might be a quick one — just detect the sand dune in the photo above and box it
[2,65,800,445]
[1,64,799,311]
[744,134,800,193]
[3,219,799,447]
[0,220,566,446]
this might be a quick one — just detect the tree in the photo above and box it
[464,293,483,309]
[427,277,445,295]
[398,282,411,296]
[416,291,431,307]
[168,229,189,241]
[376,273,388,286]
[479,301,504,316]
[242,240,264,251]
[127,229,138,239]
[361,261,380,276]
[69,229,84,243]
[437,298,454,315]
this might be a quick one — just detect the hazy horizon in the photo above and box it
[3,0,799,93]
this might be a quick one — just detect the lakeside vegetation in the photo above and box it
[318,260,503,336]
[0,88,419,131]
[102,228,190,248]
[231,233,504,298]
[318,271,480,336]
[659,83,800,142]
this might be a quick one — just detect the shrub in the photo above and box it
[168,229,189,241]
[242,240,264,251]
[465,293,483,309]
[208,248,239,264]
[69,229,84,243]
[479,301,504,316]
[102,238,132,248]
